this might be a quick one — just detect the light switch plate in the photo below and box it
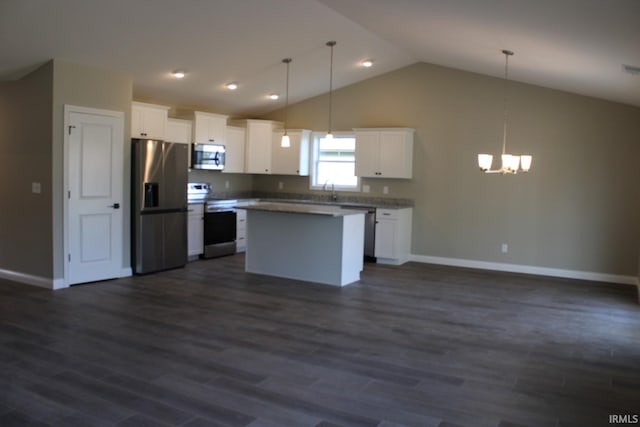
[32,182,41,194]
[383,186,389,194]
[362,184,370,193]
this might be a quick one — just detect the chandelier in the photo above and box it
[478,50,532,174]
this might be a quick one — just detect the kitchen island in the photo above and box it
[238,202,365,286]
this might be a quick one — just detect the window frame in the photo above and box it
[309,131,360,192]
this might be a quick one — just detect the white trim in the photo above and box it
[0,266,131,290]
[0,268,69,290]
[63,105,126,287]
[410,254,639,286]
[309,131,360,192]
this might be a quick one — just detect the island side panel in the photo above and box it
[341,213,365,285]
[245,210,361,286]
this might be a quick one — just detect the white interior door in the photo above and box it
[67,108,124,285]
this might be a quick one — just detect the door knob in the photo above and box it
[109,203,120,209]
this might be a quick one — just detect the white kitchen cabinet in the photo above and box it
[131,102,169,139]
[271,129,311,175]
[188,203,204,257]
[166,118,192,168]
[229,119,282,174]
[354,128,414,178]
[223,126,246,174]
[375,207,412,265]
[193,111,228,144]
[166,118,192,143]
[235,208,247,253]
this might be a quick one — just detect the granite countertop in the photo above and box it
[189,194,413,209]
[238,202,367,217]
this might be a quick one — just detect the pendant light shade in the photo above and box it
[281,58,292,148]
[478,50,532,174]
[326,41,336,139]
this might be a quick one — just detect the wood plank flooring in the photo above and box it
[0,255,639,427]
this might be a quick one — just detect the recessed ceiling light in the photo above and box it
[171,70,186,79]
[269,93,279,100]
[226,82,238,90]
[361,59,374,68]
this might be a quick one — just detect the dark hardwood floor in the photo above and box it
[1,255,639,427]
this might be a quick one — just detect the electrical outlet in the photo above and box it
[225,180,230,189]
[501,243,508,253]
[32,182,41,194]
[278,181,283,190]
[383,186,389,194]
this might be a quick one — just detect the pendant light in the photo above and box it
[326,41,336,140]
[281,58,292,148]
[478,50,532,174]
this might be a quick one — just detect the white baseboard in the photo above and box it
[410,254,639,286]
[0,268,58,289]
[1,266,134,290]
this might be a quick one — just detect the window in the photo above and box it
[310,132,359,191]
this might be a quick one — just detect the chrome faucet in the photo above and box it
[323,179,338,202]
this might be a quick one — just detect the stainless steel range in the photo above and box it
[202,199,237,258]
[187,183,237,259]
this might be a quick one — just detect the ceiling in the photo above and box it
[1,0,639,117]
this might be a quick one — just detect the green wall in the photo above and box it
[261,63,640,277]
[0,62,54,280]
[52,60,133,280]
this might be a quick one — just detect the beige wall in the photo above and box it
[261,63,640,277]
[0,62,54,279]
[52,60,133,280]
[187,169,254,195]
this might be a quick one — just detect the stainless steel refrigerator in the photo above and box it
[131,139,188,274]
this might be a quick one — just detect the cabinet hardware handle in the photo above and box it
[109,203,120,209]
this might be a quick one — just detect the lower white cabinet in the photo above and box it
[188,203,204,257]
[236,208,247,252]
[375,207,412,265]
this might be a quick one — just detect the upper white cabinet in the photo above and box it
[166,118,192,144]
[229,119,282,174]
[354,128,414,178]
[193,111,228,144]
[166,118,192,167]
[271,129,311,176]
[223,126,246,174]
[131,102,169,139]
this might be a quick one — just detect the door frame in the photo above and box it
[63,104,128,287]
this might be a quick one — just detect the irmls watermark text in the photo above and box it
[610,414,640,424]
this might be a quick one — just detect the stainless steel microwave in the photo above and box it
[191,143,225,171]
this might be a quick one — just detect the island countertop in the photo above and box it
[237,202,366,217]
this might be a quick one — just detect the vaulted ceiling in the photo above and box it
[1,0,638,116]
